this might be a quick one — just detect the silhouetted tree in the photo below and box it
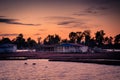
[27,37,37,49]
[109,36,113,45]
[83,30,91,46]
[104,36,113,48]
[95,30,105,47]
[114,34,120,44]
[89,37,96,47]
[104,36,113,44]
[61,39,69,43]
[43,34,61,45]
[114,34,120,49]
[54,34,61,44]
[0,37,12,44]
[14,34,26,49]
[69,32,77,43]
[1,30,119,49]
[76,31,83,44]
[37,37,41,44]
[44,35,53,45]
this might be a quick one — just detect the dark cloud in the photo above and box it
[73,6,109,16]
[57,18,99,29]
[34,33,41,35]
[45,16,75,21]
[0,18,40,26]
[57,20,87,29]
[0,16,5,17]
[97,6,108,10]
[73,13,86,16]
[72,24,100,29]
[57,21,75,25]
[0,33,18,36]
[73,0,120,16]
[44,16,77,25]
[46,16,88,25]
[85,6,108,14]
[0,18,16,23]
[53,16,89,28]
[39,29,46,31]
[59,23,91,29]
[62,23,100,29]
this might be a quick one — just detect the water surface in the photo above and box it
[0,59,120,80]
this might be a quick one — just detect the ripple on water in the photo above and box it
[0,60,120,80]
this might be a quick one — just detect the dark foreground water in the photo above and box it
[0,59,120,80]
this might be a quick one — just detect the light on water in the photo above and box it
[0,59,120,80]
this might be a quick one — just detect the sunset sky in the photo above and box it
[0,0,120,41]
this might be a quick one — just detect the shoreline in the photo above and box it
[49,58,120,65]
[0,52,120,65]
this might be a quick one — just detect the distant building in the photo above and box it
[37,43,88,53]
[0,44,17,53]
[54,43,88,53]
[37,44,56,52]
[93,47,106,53]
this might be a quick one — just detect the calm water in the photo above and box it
[0,59,120,80]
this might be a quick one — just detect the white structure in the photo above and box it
[16,49,36,52]
[54,43,88,53]
[80,46,88,53]
[0,44,17,53]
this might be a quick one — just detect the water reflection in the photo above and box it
[0,59,120,80]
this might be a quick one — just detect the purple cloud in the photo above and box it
[0,17,41,26]
[0,33,18,36]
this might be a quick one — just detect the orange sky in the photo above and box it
[0,0,120,41]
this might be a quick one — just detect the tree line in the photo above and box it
[0,30,120,49]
